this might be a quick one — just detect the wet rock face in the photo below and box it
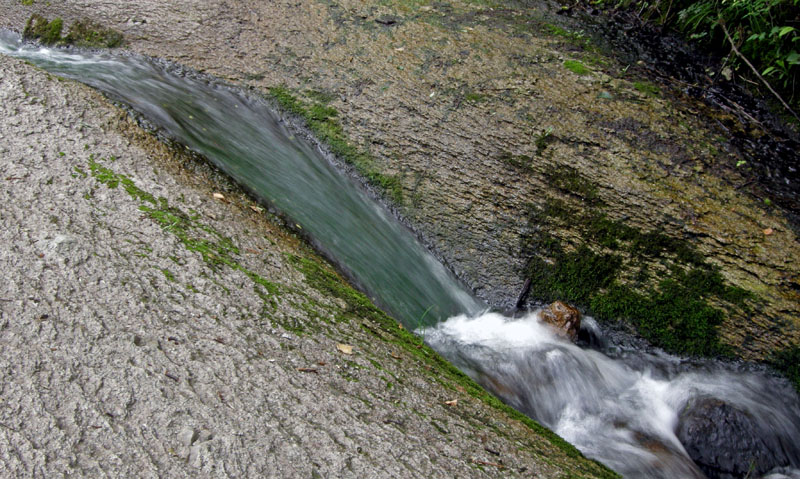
[677,398,791,479]
[539,301,581,342]
[2,0,799,363]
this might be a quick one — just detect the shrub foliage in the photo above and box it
[592,0,799,110]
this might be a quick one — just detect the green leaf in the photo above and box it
[787,52,800,65]
[762,66,776,76]
[779,26,796,38]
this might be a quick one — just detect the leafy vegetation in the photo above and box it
[588,0,799,112]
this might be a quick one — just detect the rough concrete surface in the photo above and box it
[0,54,612,477]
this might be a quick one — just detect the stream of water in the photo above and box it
[3,31,799,479]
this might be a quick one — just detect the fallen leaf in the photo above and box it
[212,192,225,200]
[249,205,264,213]
[472,459,504,469]
[336,343,354,355]
[444,399,458,406]
[390,352,401,360]
[763,228,774,236]
[297,367,318,374]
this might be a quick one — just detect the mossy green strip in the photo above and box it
[267,86,403,204]
[87,156,281,313]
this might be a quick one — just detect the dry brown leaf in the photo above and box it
[249,205,264,213]
[444,399,458,407]
[212,192,225,201]
[763,228,774,235]
[336,343,353,355]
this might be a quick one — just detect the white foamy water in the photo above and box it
[423,311,800,478]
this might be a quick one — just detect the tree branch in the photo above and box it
[719,20,800,123]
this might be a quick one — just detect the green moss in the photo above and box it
[769,345,800,392]
[64,18,124,48]
[24,14,62,45]
[546,166,600,204]
[499,151,532,170]
[23,14,122,47]
[564,60,591,75]
[161,268,176,282]
[267,86,403,204]
[86,156,281,315]
[523,169,753,357]
[465,91,487,103]
[632,81,661,97]
[590,280,730,356]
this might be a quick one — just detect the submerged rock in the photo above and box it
[539,301,581,342]
[677,397,793,479]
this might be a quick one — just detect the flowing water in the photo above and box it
[3,31,799,479]
[0,31,482,328]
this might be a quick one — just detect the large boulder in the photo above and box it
[677,397,793,479]
[540,301,582,342]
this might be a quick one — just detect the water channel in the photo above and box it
[3,31,799,478]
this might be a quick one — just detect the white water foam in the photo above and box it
[423,310,800,478]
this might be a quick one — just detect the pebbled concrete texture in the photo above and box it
[0,54,612,477]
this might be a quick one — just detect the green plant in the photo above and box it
[414,304,435,340]
[677,0,799,91]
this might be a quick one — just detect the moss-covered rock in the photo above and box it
[23,14,122,47]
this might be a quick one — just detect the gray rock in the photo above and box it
[677,398,793,479]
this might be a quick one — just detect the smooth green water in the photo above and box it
[0,31,484,327]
